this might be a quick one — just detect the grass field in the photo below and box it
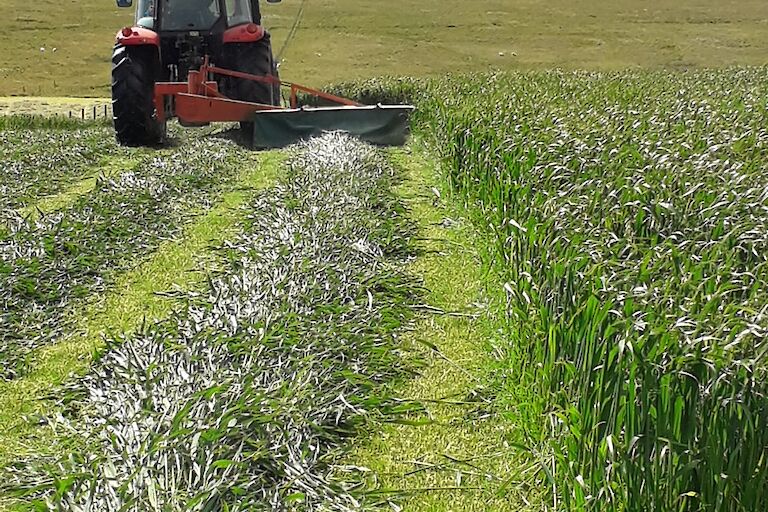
[0,98,109,117]
[1,0,768,97]
[329,67,768,509]
[2,0,768,510]
[1,133,424,510]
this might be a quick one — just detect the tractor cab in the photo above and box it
[135,0,155,29]
[128,0,262,32]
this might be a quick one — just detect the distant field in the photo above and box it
[0,0,767,97]
[0,97,109,117]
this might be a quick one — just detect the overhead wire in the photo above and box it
[275,0,307,65]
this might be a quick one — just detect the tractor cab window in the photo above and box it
[135,0,155,28]
[161,0,221,31]
[225,0,251,27]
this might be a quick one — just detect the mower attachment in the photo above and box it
[249,104,415,149]
[153,58,415,149]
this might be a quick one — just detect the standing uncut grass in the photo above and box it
[336,69,768,510]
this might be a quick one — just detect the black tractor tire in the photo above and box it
[221,35,281,139]
[111,45,165,146]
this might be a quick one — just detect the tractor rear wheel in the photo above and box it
[111,45,165,146]
[222,36,281,139]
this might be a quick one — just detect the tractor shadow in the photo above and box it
[208,125,263,150]
[147,127,241,150]
[159,136,183,149]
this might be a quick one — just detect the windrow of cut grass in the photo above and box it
[5,133,418,510]
[0,152,282,490]
[335,69,768,510]
[0,126,121,211]
[0,116,110,132]
[0,132,251,379]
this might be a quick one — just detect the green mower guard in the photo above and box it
[249,104,415,149]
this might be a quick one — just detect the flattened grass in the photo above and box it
[0,127,121,210]
[351,145,542,511]
[0,150,283,509]
[16,156,142,220]
[0,133,260,375]
[0,115,109,130]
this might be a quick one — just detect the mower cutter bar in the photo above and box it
[250,104,415,149]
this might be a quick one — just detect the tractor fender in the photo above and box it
[222,24,266,44]
[115,27,160,47]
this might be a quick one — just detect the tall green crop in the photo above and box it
[340,68,768,510]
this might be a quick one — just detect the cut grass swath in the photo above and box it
[0,127,121,211]
[5,133,419,510]
[0,115,110,131]
[0,134,250,378]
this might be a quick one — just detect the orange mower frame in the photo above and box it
[154,57,362,125]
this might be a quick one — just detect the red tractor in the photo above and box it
[113,0,282,145]
[112,0,413,148]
